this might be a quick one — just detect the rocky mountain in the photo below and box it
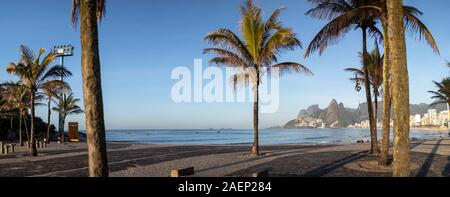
[284,99,447,129]
[285,99,359,128]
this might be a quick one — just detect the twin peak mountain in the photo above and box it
[285,99,357,128]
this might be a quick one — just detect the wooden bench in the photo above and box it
[242,169,269,177]
[170,167,195,177]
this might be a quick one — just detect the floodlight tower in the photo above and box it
[52,45,74,142]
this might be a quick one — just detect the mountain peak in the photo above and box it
[329,99,338,105]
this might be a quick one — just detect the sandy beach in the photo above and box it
[0,138,449,177]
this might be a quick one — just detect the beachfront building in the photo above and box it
[410,115,416,127]
[422,113,430,126]
[419,109,449,127]
[415,114,421,125]
[428,109,438,126]
[438,110,449,126]
[410,114,422,127]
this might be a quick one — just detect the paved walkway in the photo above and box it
[0,138,449,177]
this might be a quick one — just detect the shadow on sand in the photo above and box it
[416,139,442,177]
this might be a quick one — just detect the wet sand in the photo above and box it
[0,138,449,177]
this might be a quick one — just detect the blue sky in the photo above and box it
[0,0,449,130]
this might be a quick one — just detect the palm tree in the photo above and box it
[429,78,450,128]
[53,93,84,141]
[346,44,384,124]
[42,82,71,144]
[71,0,109,177]
[364,0,439,166]
[6,45,70,156]
[204,0,312,156]
[1,82,30,146]
[305,0,383,154]
[386,0,410,177]
[305,0,439,161]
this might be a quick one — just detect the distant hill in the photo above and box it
[358,102,447,120]
[284,99,447,129]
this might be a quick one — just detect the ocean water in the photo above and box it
[105,128,450,145]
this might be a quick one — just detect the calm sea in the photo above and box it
[105,128,449,145]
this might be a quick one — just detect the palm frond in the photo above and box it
[240,0,264,62]
[271,62,313,76]
[203,48,248,68]
[403,8,440,54]
[305,9,359,57]
[72,0,107,28]
[204,29,253,62]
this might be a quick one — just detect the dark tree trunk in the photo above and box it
[47,98,51,144]
[387,0,411,177]
[251,76,260,156]
[380,20,392,166]
[19,112,24,146]
[61,117,65,143]
[24,112,30,147]
[374,93,379,127]
[10,116,13,135]
[80,0,109,177]
[30,92,38,156]
[362,28,379,154]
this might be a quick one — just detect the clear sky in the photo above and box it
[0,0,449,130]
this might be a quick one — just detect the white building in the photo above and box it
[438,110,449,126]
[422,113,430,126]
[428,109,438,126]
[415,114,421,125]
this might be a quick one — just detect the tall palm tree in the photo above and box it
[42,82,71,144]
[429,78,450,128]
[346,44,384,124]
[72,0,109,177]
[6,45,70,156]
[387,0,410,177]
[305,0,383,154]
[204,0,312,156]
[305,0,439,160]
[53,93,84,141]
[1,82,30,146]
[364,0,439,166]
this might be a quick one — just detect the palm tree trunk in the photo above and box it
[30,92,38,156]
[251,77,260,156]
[80,0,109,177]
[19,112,24,146]
[10,116,13,137]
[374,94,379,128]
[387,0,411,177]
[380,20,392,166]
[362,28,379,154]
[61,117,65,142]
[24,111,29,147]
[447,103,450,129]
[47,99,51,144]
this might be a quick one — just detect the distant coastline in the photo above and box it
[267,126,449,132]
[411,127,449,132]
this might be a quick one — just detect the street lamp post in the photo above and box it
[52,45,74,143]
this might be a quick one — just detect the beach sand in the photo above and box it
[0,138,449,177]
